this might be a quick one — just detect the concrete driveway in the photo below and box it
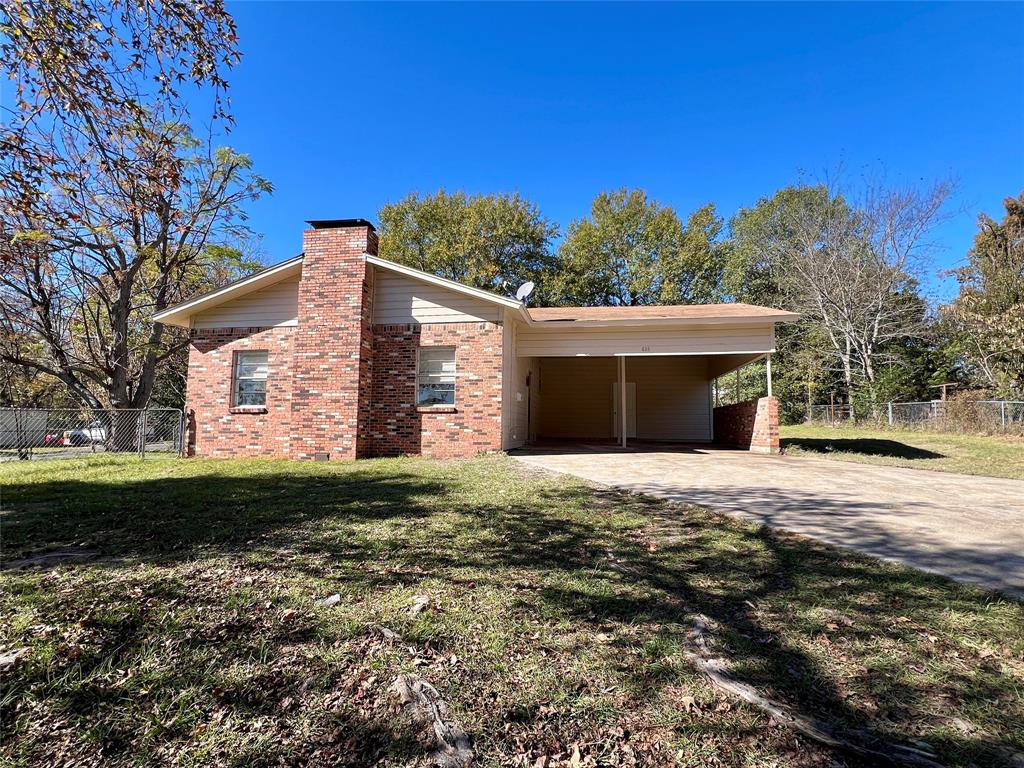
[512,445,1024,599]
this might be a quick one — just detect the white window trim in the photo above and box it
[416,346,457,408]
[233,350,269,408]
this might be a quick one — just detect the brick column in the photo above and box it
[750,396,780,454]
[713,396,780,454]
[289,220,377,460]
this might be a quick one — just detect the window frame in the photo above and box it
[415,346,457,408]
[232,350,270,408]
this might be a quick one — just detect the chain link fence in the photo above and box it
[807,400,1024,434]
[887,400,1024,432]
[886,401,945,426]
[0,408,183,462]
[806,404,854,425]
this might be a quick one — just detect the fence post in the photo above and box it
[138,410,147,459]
[1001,400,1007,428]
[887,402,893,426]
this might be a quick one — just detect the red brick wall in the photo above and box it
[185,326,295,458]
[713,396,779,454]
[368,322,503,458]
[183,222,506,461]
[287,225,377,460]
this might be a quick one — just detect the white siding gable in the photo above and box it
[190,276,300,329]
[372,270,501,325]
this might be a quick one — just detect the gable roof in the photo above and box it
[154,250,798,329]
[153,252,526,328]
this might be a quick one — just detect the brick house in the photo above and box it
[155,219,797,460]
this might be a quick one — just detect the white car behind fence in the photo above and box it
[0,408,183,461]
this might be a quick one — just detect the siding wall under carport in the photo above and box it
[535,356,712,441]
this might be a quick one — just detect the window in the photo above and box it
[233,351,269,407]
[417,347,456,406]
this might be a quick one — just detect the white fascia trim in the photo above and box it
[527,314,798,329]
[612,349,774,357]
[154,255,304,326]
[365,254,525,311]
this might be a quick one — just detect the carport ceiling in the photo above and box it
[705,353,766,378]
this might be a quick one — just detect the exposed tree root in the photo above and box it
[1,548,99,570]
[390,673,473,767]
[685,615,946,768]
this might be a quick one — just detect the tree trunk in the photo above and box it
[103,409,143,453]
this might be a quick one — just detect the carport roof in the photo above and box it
[527,303,799,324]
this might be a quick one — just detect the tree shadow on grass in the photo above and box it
[1,460,1021,766]
[0,465,447,562]
[477,488,1021,766]
[782,437,944,460]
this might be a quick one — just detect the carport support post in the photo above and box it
[766,354,773,398]
[618,355,627,448]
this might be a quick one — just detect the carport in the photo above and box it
[505,304,798,452]
[529,353,770,446]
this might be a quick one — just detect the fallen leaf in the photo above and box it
[370,624,399,641]
[409,595,430,618]
[0,647,28,673]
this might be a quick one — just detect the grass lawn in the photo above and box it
[781,424,1024,480]
[1,455,1022,767]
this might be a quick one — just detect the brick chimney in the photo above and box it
[289,219,377,459]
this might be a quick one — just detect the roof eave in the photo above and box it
[526,313,800,328]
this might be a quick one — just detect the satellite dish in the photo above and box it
[515,281,536,302]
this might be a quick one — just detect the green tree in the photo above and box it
[0,337,75,407]
[550,189,726,306]
[944,193,1024,396]
[378,190,558,294]
[726,185,826,306]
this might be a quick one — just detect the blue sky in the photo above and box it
[224,2,1024,301]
